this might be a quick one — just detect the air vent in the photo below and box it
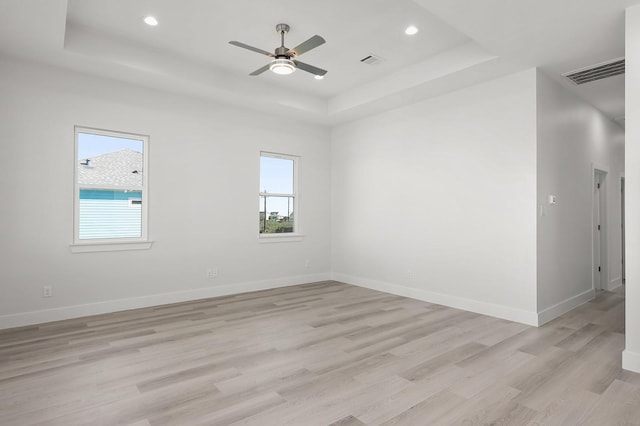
[563,58,625,85]
[360,54,383,65]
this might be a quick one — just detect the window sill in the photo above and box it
[257,234,304,243]
[70,241,153,253]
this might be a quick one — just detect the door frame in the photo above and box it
[621,175,626,283]
[592,164,609,291]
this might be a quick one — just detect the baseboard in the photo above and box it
[623,350,640,373]
[332,273,539,326]
[0,272,331,330]
[536,289,595,326]
[609,277,623,291]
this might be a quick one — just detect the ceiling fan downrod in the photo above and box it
[275,23,290,56]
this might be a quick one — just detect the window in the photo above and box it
[259,152,299,238]
[72,127,150,251]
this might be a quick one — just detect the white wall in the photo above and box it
[624,4,640,373]
[536,70,625,324]
[0,57,332,328]
[330,70,539,325]
[0,52,627,334]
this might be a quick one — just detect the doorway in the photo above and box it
[593,169,608,291]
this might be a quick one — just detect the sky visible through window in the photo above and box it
[78,133,143,160]
[260,156,294,218]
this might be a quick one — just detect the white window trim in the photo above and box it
[257,233,304,243]
[258,151,303,241]
[71,126,152,252]
[70,241,153,253]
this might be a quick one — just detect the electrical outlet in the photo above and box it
[407,270,413,279]
[206,268,218,279]
[42,286,52,297]
[305,259,310,268]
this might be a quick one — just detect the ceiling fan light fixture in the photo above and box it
[270,58,296,75]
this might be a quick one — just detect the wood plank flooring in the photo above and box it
[0,281,638,425]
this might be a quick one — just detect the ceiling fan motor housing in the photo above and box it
[275,46,289,57]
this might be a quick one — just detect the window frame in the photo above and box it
[71,126,151,253]
[258,151,303,242]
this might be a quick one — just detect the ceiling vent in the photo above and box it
[563,58,625,85]
[360,54,383,65]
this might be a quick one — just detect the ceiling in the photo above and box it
[0,0,638,126]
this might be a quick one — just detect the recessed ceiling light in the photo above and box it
[144,16,158,26]
[405,25,418,35]
[314,75,324,80]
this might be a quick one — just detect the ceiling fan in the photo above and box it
[229,23,327,77]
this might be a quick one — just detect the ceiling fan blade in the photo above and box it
[229,41,274,57]
[287,35,325,57]
[249,63,271,76]
[293,60,327,76]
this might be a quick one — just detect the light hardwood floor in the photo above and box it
[1,281,639,425]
